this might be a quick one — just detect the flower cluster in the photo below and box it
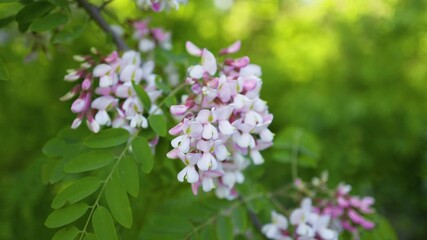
[167,41,274,200]
[136,0,187,12]
[263,198,338,240]
[61,49,161,134]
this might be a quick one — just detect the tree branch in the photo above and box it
[76,0,128,51]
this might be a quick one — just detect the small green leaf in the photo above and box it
[232,206,248,233]
[92,206,118,240]
[132,81,151,111]
[52,176,102,209]
[30,13,68,32]
[148,114,167,137]
[216,216,233,240]
[16,1,54,23]
[132,136,153,173]
[0,57,9,81]
[64,150,115,173]
[155,76,171,93]
[105,171,133,228]
[83,233,98,240]
[52,25,85,43]
[118,155,139,197]
[164,94,177,107]
[84,128,129,148]
[52,226,80,240]
[45,202,89,228]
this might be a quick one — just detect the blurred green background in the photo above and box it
[1,0,426,239]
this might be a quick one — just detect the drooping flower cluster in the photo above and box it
[262,198,338,240]
[136,0,187,12]
[61,49,161,134]
[167,41,274,200]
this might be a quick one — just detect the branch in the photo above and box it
[76,0,128,51]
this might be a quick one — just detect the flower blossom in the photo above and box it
[60,50,162,134]
[262,211,291,240]
[136,0,187,12]
[167,41,274,200]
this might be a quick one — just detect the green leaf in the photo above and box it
[92,206,118,240]
[0,57,9,81]
[216,216,233,240]
[52,177,102,209]
[132,136,153,173]
[155,76,171,93]
[132,81,151,111]
[164,94,177,107]
[83,233,98,240]
[0,16,15,28]
[84,128,129,148]
[105,171,133,228]
[45,202,89,228]
[231,206,248,233]
[64,150,115,173]
[30,13,68,32]
[362,215,398,240]
[200,226,217,240]
[118,155,139,197]
[16,1,54,23]
[52,25,85,43]
[48,0,69,10]
[52,226,80,240]
[148,114,167,137]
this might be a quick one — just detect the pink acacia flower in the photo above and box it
[136,0,187,12]
[262,211,291,240]
[61,50,161,134]
[168,41,274,199]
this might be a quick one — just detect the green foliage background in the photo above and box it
[0,0,426,239]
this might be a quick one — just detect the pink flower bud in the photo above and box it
[219,40,241,55]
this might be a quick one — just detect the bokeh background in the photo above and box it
[1,0,426,239]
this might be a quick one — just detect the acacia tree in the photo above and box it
[0,1,391,240]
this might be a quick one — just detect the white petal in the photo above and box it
[186,166,199,183]
[202,177,215,192]
[250,150,264,165]
[189,65,204,79]
[186,41,202,56]
[219,120,235,135]
[93,64,111,77]
[201,49,217,75]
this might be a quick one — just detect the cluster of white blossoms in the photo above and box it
[262,198,338,240]
[61,50,161,134]
[136,0,187,12]
[167,41,274,200]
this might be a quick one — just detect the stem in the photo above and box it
[152,82,186,115]
[76,0,128,51]
[291,131,302,181]
[78,130,140,240]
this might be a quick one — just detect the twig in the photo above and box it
[76,0,128,51]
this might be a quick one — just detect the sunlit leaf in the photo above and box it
[118,155,139,197]
[216,215,233,240]
[132,136,153,173]
[92,206,118,240]
[148,114,167,137]
[84,128,129,148]
[52,176,102,209]
[45,202,89,228]
[52,226,79,240]
[64,150,115,173]
[105,171,132,228]
[132,81,151,111]
[30,13,68,32]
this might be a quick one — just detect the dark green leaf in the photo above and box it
[83,233,98,240]
[52,226,80,240]
[45,202,89,228]
[118,155,139,197]
[52,176,102,209]
[30,13,68,32]
[48,0,69,9]
[83,128,129,148]
[132,81,151,111]
[18,21,31,32]
[92,206,118,240]
[132,136,153,173]
[148,114,167,137]
[16,1,54,23]
[0,57,9,81]
[0,16,15,28]
[216,216,233,240]
[105,171,132,228]
[64,150,115,173]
